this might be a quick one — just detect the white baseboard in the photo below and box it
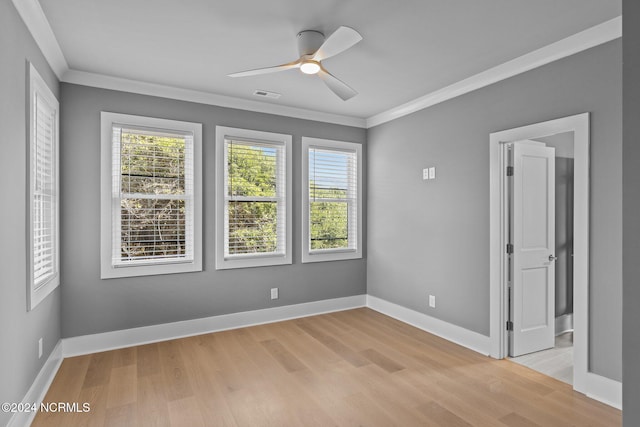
[366,295,491,356]
[555,313,574,335]
[62,295,366,357]
[585,372,622,410]
[12,293,621,427]
[8,341,63,427]
[365,296,623,410]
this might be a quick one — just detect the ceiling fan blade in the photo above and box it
[317,68,357,101]
[312,26,362,61]
[228,60,300,77]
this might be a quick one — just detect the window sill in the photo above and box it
[101,259,202,279]
[301,250,362,264]
[215,253,292,270]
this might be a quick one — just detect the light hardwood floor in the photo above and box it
[32,308,620,426]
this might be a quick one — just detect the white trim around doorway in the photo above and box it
[489,112,589,394]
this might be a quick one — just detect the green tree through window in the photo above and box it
[226,142,279,255]
[309,148,354,250]
[119,130,188,261]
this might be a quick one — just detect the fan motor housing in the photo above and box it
[297,30,324,57]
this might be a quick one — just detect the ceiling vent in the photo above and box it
[253,90,281,99]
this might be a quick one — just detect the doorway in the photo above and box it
[507,134,575,384]
[489,113,589,394]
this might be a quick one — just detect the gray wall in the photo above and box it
[60,83,367,338]
[553,156,574,318]
[623,0,640,424]
[367,40,622,381]
[0,1,61,425]
[536,133,575,318]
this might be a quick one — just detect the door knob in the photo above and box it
[549,255,558,261]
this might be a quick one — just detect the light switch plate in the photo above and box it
[429,167,436,179]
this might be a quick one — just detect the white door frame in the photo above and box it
[489,112,589,393]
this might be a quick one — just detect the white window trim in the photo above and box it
[100,112,202,279]
[28,63,60,310]
[302,137,362,263]
[215,126,292,269]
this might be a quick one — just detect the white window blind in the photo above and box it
[101,113,202,279]
[224,138,286,257]
[32,91,58,287]
[301,137,362,263]
[308,147,358,252]
[28,63,60,310]
[111,125,194,266]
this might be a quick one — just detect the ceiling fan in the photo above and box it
[228,26,362,101]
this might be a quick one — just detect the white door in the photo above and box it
[509,141,556,357]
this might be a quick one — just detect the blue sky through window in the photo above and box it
[310,149,350,191]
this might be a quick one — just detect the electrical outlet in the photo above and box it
[429,295,436,308]
[423,168,429,180]
[271,288,279,300]
[38,338,43,359]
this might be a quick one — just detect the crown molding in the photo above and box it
[62,70,367,128]
[14,0,620,130]
[366,16,622,128]
[12,0,366,128]
[11,0,68,79]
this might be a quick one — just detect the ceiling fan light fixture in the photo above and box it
[300,60,321,75]
[228,26,362,100]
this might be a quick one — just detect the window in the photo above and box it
[302,137,362,263]
[216,126,292,269]
[100,112,202,278]
[28,64,60,310]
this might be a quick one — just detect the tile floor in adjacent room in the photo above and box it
[509,332,574,385]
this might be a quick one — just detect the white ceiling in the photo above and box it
[37,0,620,121]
